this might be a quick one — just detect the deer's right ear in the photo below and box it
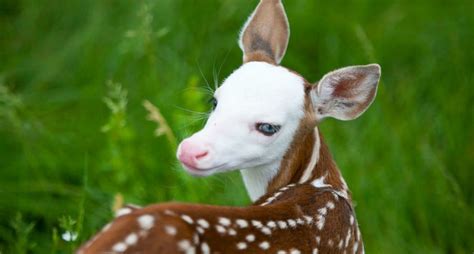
[311,64,381,121]
[239,0,290,65]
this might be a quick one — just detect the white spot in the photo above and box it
[178,240,191,251]
[115,207,132,217]
[267,221,277,228]
[193,233,199,244]
[277,220,288,229]
[165,225,177,236]
[259,241,270,250]
[326,201,335,210]
[338,239,344,249]
[316,214,325,230]
[236,242,247,250]
[299,130,321,183]
[201,242,210,254]
[196,226,205,234]
[315,236,321,244]
[215,225,226,234]
[228,228,237,236]
[164,209,176,216]
[350,215,354,225]
[328,239,334,247]
[137,214,155,230]
[125,233,138,245]
[218,217,231,226]
[181,215,194,224]
[336,190,349,200]
[353,241,359,253]
[345,229,352,248]
[313,248,319,254]
[318,207,327,216]
[277,251,287,254]
[112,242,127,252]
[311,175,331,188]
[245,234,255,242]
[290,249,301,254]
[296,218,305,225]
[251,220,263,228]
[236,219,248,228]
[260,226,272,235]
[287,219,297,227]
[197,219,210,228]
[304,215,313,224]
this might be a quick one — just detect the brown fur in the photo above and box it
[266,91,316,193]
[78,185,363,254]
[76,0,373,252]
[266,83,351,202]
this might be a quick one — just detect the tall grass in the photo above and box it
[0,0,472,253]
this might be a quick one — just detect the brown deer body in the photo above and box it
[78,0,380,253]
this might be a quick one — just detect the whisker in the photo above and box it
[195,60,214,94]
[213,48,232,90]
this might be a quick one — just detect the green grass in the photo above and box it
[0,0,473,253]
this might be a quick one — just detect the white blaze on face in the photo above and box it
[177,62,305,179]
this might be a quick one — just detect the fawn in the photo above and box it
[77,0,381,253]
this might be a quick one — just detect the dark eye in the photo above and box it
[256,123,281,136]
[209,97,218,110]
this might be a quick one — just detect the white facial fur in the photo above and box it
[177,62,305,187]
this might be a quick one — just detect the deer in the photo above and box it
[77,0,381,253]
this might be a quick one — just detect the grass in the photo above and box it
[0,0,473,253]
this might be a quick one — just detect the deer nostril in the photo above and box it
[195,151,208,160]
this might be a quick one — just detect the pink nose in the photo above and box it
[178,140,209,169]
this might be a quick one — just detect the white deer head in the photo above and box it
[177,0,380,201]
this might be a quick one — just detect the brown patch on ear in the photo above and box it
[240,0,289,64]
[330,73,378,120]
[332,73,365,98]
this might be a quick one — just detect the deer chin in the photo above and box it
[180,161,230,177]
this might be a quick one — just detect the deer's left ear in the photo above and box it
[311,64,381,121]
[239,0,290,64]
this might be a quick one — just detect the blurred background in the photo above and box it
[0,0,473,253]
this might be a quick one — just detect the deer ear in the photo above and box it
[311,64,381,121]
[239,0,290,64]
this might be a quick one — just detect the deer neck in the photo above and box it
[241,121,351,202]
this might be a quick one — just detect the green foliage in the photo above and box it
[0,0,472,253]
[10,214,36,254]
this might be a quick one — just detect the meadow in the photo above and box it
[0,0,473,253]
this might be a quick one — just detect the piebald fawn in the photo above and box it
[77,0,381,253]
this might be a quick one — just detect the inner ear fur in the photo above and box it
[239,0,290,65]
[311,64,381,121]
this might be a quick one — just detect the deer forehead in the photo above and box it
[215,62,306,121]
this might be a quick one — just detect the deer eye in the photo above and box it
[209,97,218,110]
[256,123,281,136]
